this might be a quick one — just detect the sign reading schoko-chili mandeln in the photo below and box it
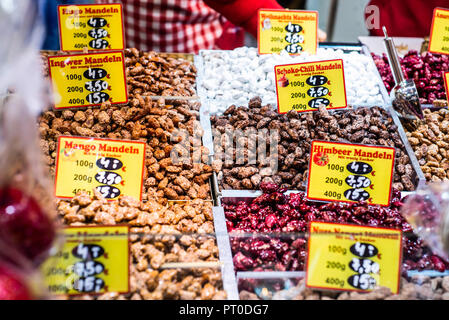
[48,51,127,109]
[258,9,318,55]
[42,226,129,295]
[55,136,145,200]
[275,59,347,113]
[306,221,402,294]
[58,3,124,51]
[428,7,449,55]
[307,141,395,207]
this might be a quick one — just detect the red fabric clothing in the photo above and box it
[95,0,282,53]
[204,0,283,38]
[367,0,449,37]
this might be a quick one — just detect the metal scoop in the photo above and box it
[383,26,424,121]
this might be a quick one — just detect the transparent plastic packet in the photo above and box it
[401,182,449,262]
[0,0,60,299]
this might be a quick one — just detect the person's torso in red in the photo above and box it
[367,0,449,37]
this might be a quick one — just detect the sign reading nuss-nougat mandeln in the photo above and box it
[48,51,128,109]
[275,59,347,113]
[258,9,318,55]
[307,141,395,207]
[58,3,124,51]
[55,136,146,201]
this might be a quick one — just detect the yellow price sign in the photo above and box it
[42,225,129,296]
[58,3,124,51]
[258,9,318,55]
[48,51,128,110]
[55,136,146,201]
[429,7,449,55]
[444,72,449,105]
[306,221,402,294]
[307,141,395,207]
[274,59,347,113]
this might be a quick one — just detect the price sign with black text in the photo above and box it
[275,59,347,113]
[58,3,124,51]
[258,9,318,55]
[48,51,127,109]
[306,221,402,294]
[429,7,449,55]
[443,71,449,104]
[307,141,395,207]
[42,226,129,295]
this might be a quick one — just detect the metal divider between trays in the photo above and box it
[198,45,394,111]
[195,46,427,297]
[142,96,215,203]
[153,94,240,299]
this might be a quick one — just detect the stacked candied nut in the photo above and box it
[211,97,416,191]
[405,108,449,181]
[224,182,447,273]
[58,190,226,300]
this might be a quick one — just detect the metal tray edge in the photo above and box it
[213,207,239,300]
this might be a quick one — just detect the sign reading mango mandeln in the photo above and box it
[55,136,146,201]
